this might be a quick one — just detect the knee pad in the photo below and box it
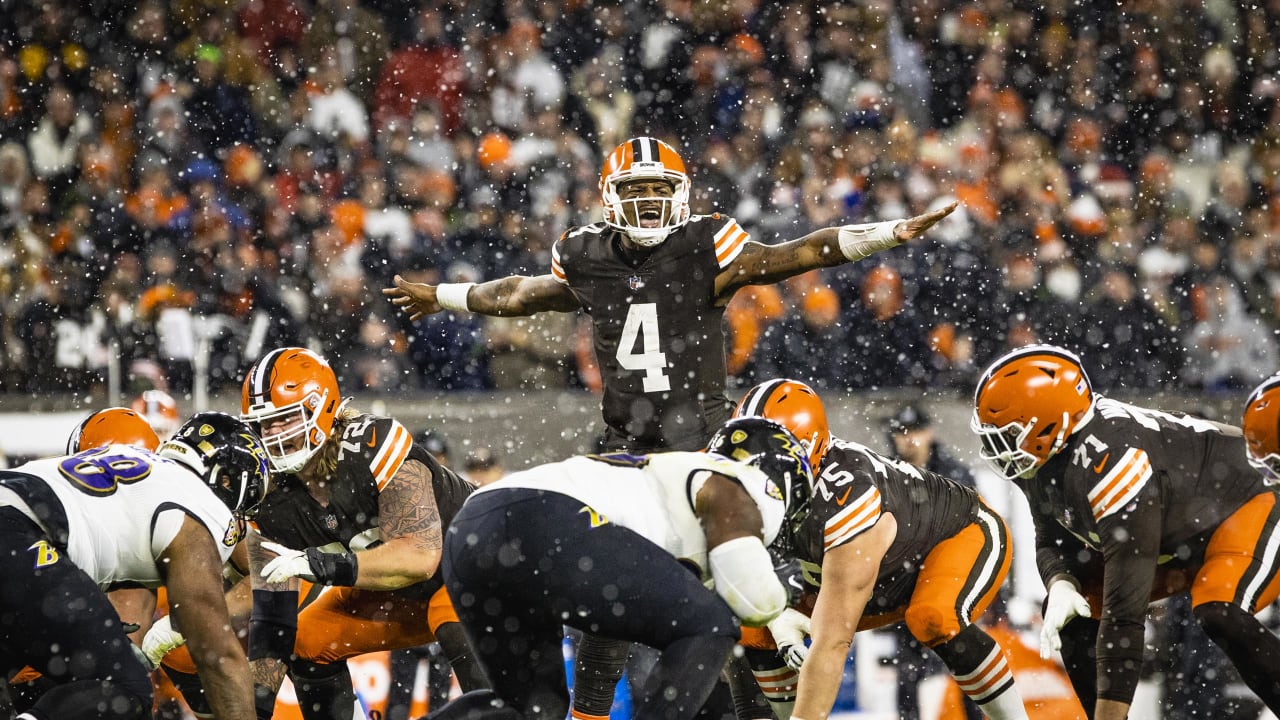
[904,603,955,647]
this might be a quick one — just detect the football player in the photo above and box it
[67,406,161,453]
[0,411,268,720]
[973,345,1280,718]
[236,347,486,719]
[387,136,955,454]
[384,136,957,716]
[65,407,166,662]
[6,407,176,708]
[1243,372,1280,485]
[736,379,1028,720]
[438,416,810,720]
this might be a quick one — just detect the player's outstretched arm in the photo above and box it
[161,516,256,720]
[383,273,579,320]
[793,513,897,720]
[714,202,958,298]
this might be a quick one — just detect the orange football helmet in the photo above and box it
[600,137,691,247]
[131,389,181,440]
[734,379,831,469]
[67,407,160,453]
[971,345,1095,480]
[1243,373,1280,484]
[240,347,346,473]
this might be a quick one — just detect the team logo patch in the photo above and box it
[764,479,783,501]
[224,517,245,547]
[29,540,59,567]
[730,430,748,444]
[198,423,214,437]
[579,506,609,528]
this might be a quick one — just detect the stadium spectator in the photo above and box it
[0,0,1278,406]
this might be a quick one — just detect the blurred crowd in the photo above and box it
[1,0,1279,398]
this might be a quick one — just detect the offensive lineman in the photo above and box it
[736,379,1028,720]
[972,345,1280,718]
[236,347,486,719]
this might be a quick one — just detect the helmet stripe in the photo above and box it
[639,137,658,163]
[739,378,787,418]
[249,348,289,405]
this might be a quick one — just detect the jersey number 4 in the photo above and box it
[617,303,671,392]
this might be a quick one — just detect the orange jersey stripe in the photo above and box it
[823,487,882,550]
[372,423,413,490]
[714,219,749,267]
[1089,448,1151,521]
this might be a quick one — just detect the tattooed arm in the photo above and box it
[352,458,444,590]
[246,529,295,708]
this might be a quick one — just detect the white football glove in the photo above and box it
[260,541,318,584]
[141,615,186,671]
[1040,579,1092,660]
[766,608,812,671]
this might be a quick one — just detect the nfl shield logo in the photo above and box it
[628,275,643,290]
[324,514,338,531]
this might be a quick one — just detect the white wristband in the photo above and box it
[436,282,474,313]
[837,220,901,261]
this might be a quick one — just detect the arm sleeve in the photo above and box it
[1033,517,1094,585]
[1094,492,1163,703]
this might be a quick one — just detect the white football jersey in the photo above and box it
[0,444,239,589]
[474,451,786,576]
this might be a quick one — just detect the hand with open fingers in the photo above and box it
[260,541,318,584]
[141,615,186,671]
[893,201,960,243]
[1040,579,1092,659]
[382,275,441,322]
[766,608,812,671]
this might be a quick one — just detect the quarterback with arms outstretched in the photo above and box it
[973,345,1280,719]
[386,135,955,720]
[386,136,955,453]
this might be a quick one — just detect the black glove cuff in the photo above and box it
[305,547,359,586]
